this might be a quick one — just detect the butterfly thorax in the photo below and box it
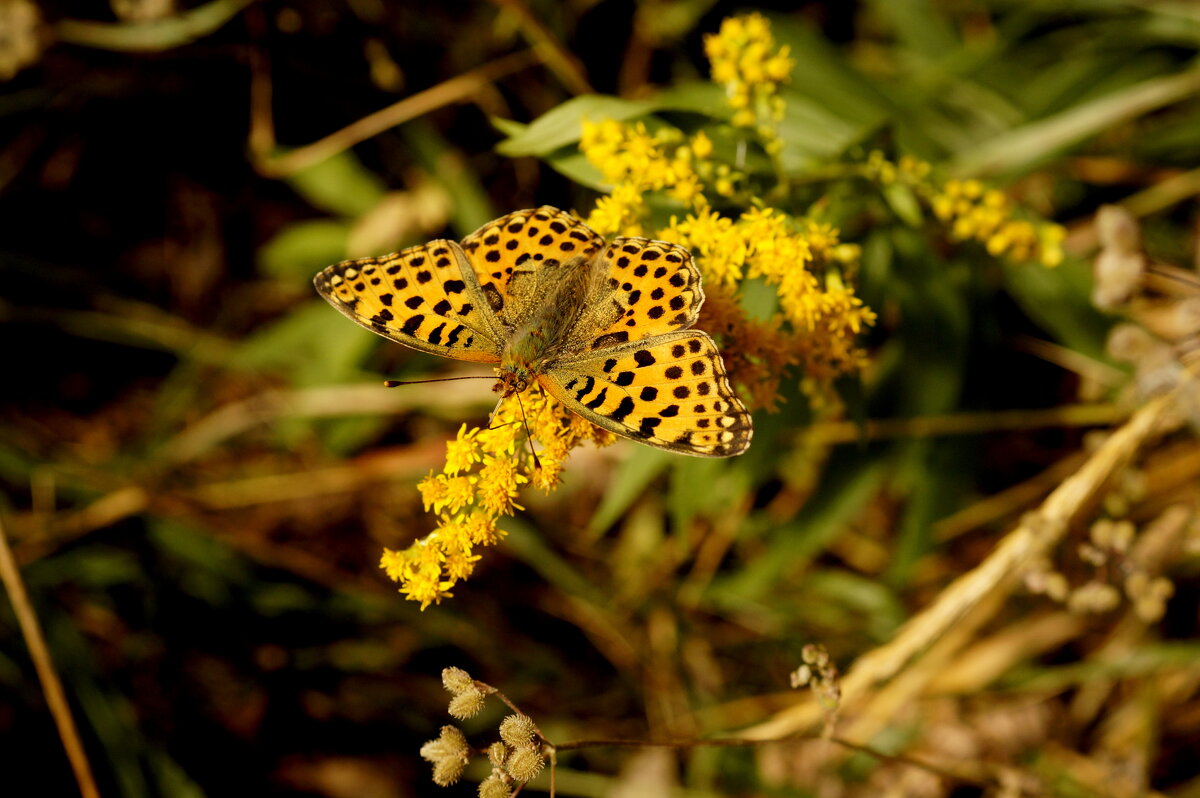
[494,258,593,397]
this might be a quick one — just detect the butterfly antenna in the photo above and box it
[383,375,496,388]
[514,390,542,471]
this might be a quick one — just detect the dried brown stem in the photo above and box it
[0,514,101,798]
[255,50,539,178]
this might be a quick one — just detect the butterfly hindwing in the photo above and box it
[314,241,504,363]
[460,207,606,330]
[564,237,704,353]
[541,331,752,457]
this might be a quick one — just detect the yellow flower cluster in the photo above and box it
[580,120,714,234]
[576,13,873,406]
[703,12,793,153]
[864,151,1066,268]
[657,206,876,386]
[932,179,1066,267]
[381,391,614,609]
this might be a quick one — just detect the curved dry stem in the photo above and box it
[255,50,539,178]
[0,514,101,798]
[54,0,251,52]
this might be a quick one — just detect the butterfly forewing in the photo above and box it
[314,241,504,363]
[542,331,752,457]
[460,207,605,330]
[563,237,704,353]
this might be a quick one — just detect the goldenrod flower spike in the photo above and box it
[867,150,1067,268]
[380,387,611,609]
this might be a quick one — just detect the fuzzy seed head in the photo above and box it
[448,687,487,719]
[487,741,509,767]
[442,666,475,694]
[498,714,537,748]
[432,757,466,787]
[420,726,470,786]
[478,772,512,798]
[1068,581,1122,614]
[506,746,546,782]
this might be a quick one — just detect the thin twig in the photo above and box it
[0,514,101,798]
[488,0,592,95]
[256,50,540,178]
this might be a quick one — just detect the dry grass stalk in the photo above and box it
[740,362,1197,742]
[0,514,101,798]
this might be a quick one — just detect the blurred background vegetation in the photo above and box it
[2,1,1199,796]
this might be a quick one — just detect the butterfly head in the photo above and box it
[494,367,530,398]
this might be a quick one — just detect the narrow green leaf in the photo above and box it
[586,448,672,537]
[1005,259,1110,360]
[882,182,924,227]
[496,95,657,157]
[955,63,1200,176]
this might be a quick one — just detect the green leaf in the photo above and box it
[667,456,743,534]
[868,0,960,61]
[802,569,906,641]
[652,81,730,117]
[490,117,527,138]
[954,63,1200,176]
[1004,259,1110,359]
[586,448,672,537]
[496,95,657,157]
[882,182,925,227]
[150,519,252,605]
[708,458,887,604]
[543,150,607,190]
[258,219,350,281]
[286,149,388,217]
[230,301,377,386]
[777,92,868,173]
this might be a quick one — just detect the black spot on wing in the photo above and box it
[584,388,608,410]
[609,397,635,422]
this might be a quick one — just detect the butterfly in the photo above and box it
[314,207,752,457]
